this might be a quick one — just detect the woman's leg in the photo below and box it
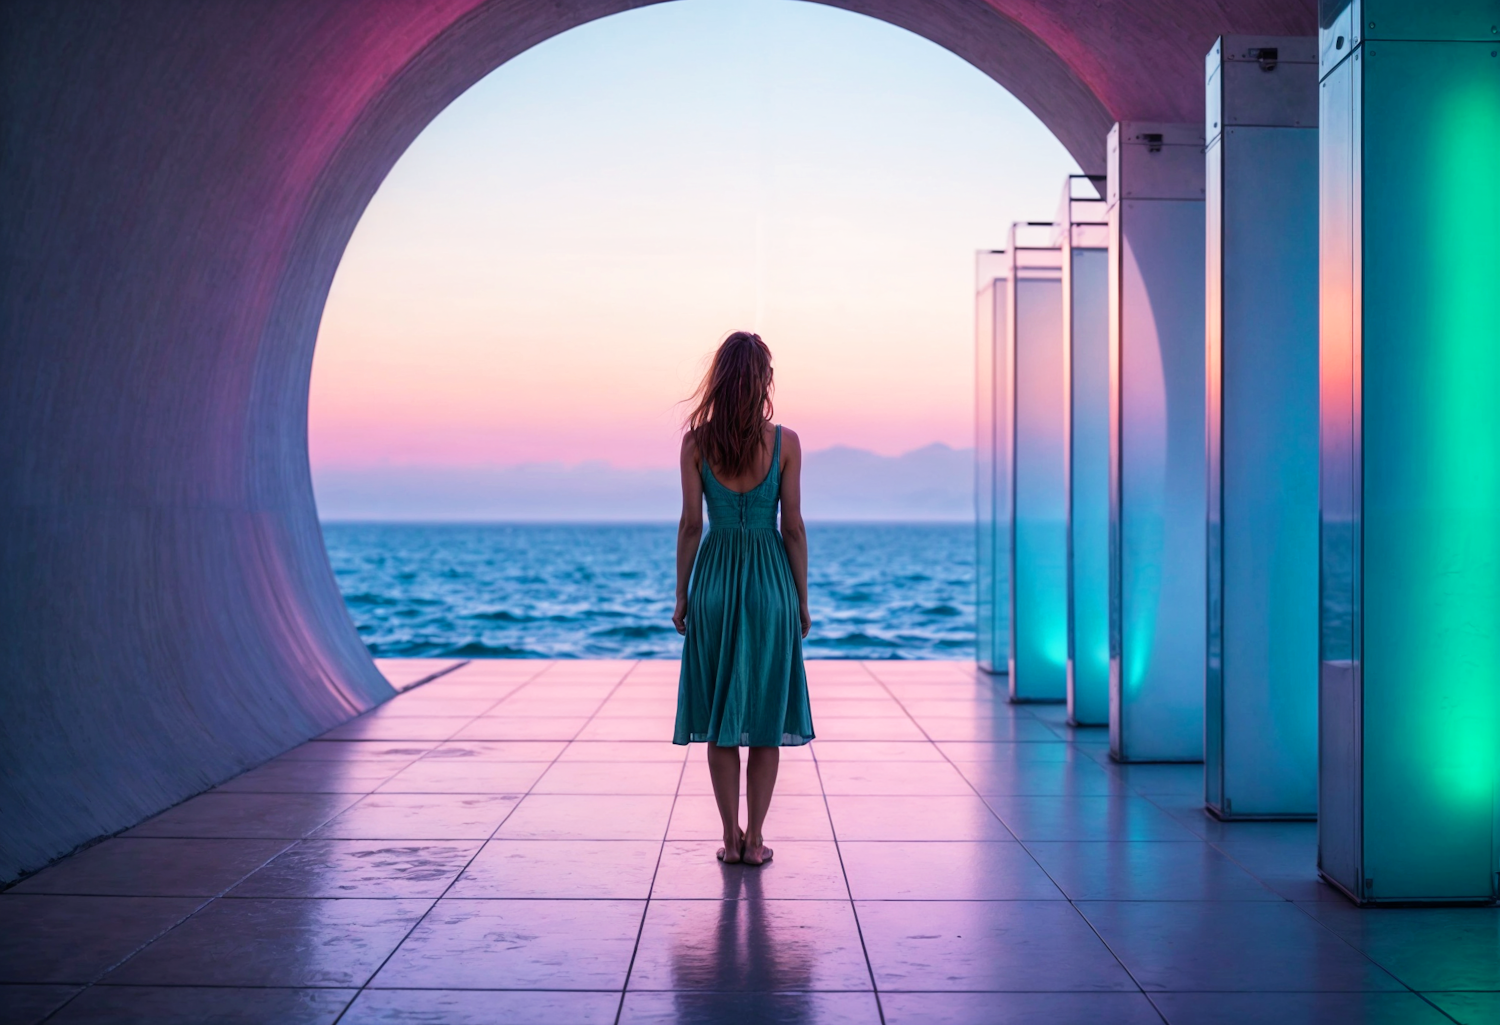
[706,743,742,862]
[743,746,780,865]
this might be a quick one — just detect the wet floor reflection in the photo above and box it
[669,894,819,1022]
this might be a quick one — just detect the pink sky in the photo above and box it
[309,0,1077,472]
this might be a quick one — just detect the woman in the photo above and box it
[672,331,814,867]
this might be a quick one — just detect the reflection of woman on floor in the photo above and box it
[672,331,815,866]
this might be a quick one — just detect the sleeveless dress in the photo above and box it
[674,426,815,747]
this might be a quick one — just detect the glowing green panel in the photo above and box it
[1360,40,1500,901]
[1011,274,1068,700]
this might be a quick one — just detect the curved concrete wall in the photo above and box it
[0,0,1313,881]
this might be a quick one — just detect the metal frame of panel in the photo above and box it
[1056,176,1111,726]
[1107,122,1207,762]
[975,251,1011,675]
[1204,36,1320,821]
[1006,226,1068,702]
[1317,0,1500,905]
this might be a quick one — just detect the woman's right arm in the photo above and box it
[673,433,705,635]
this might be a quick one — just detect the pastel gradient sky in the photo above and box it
[309,0,1078,472]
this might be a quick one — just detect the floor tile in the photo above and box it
[1077,900,1406,992]
[627,899,871,991]
[807,699,910,717]
[449,717,589,741]
[342,989,619,1025]
[312,793,520,840]
[8,838,289,896]
[1025,841,1280,901]
[376,759,550,793]
[913,717,1063,743]
[276,741,436,762]
[808,741,946,762]
[984,795,1200,842]
[498,793,675,840]
[423,740,567,761]
[811,718,928,741]
[532,760,684,794]
[487,697,606,717]
[1423,992,1500,1025]
[1300,903,1500,990]
[214,760,401,793]
[322,717,470,742]
[619,991,880,1024]
[652,841,847,899]
[107,897,430,987]
[1105,762,1205,796]
[557,741,689,762]
[825,795,1012,841]
[124,792,361,839]
[371,898,642,989]
[669,795,833,841]
[575,717,675,741]
[954,757,1127,797]
[365,698,499,718]
[1150,991,1454,1024]
[49,985,354,1024]
[0,985,78,1025]
[450,839,661,898]
[230,839,481,898]
[937,741,1074,763]
[1145,796,1316,843]
[815,760,974,795]
[1210,839,1337,902]
[856,899,1134,992]
[840,841,1062,900]
[880,992,1163,1025]
[0,895,202,982]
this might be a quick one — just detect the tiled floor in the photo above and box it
[3,659,1496,1024]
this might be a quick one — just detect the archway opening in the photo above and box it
[307,0,1079,664]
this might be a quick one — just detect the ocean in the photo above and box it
[322,522,975,661]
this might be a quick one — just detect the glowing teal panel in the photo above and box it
[1207,121,1320,820]
[1067,247,1110,724]
[1109,199,1206,762]
[1359,39,1500,903]
[1010,273,1067,701]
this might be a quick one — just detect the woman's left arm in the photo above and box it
[778,429,811,638]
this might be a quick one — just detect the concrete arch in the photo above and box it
[0,0,1313,880]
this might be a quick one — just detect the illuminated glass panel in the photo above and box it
[1008,240,1067,701]
[1067,234,1110,726]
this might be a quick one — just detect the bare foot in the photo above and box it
[742,835,773,866]
[717,829,744,864]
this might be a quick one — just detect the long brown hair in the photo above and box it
[685,331,774,478]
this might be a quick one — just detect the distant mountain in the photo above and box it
[314,443,974,522]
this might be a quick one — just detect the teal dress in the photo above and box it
[674,426,814,747]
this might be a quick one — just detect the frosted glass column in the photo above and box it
[1107,123,1206,761]
[975,251,1010,675]
[1204,36,1320,820]
[1006,226,1067,702]
[1318,0,1500,905]
[1057,177,1111,726]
